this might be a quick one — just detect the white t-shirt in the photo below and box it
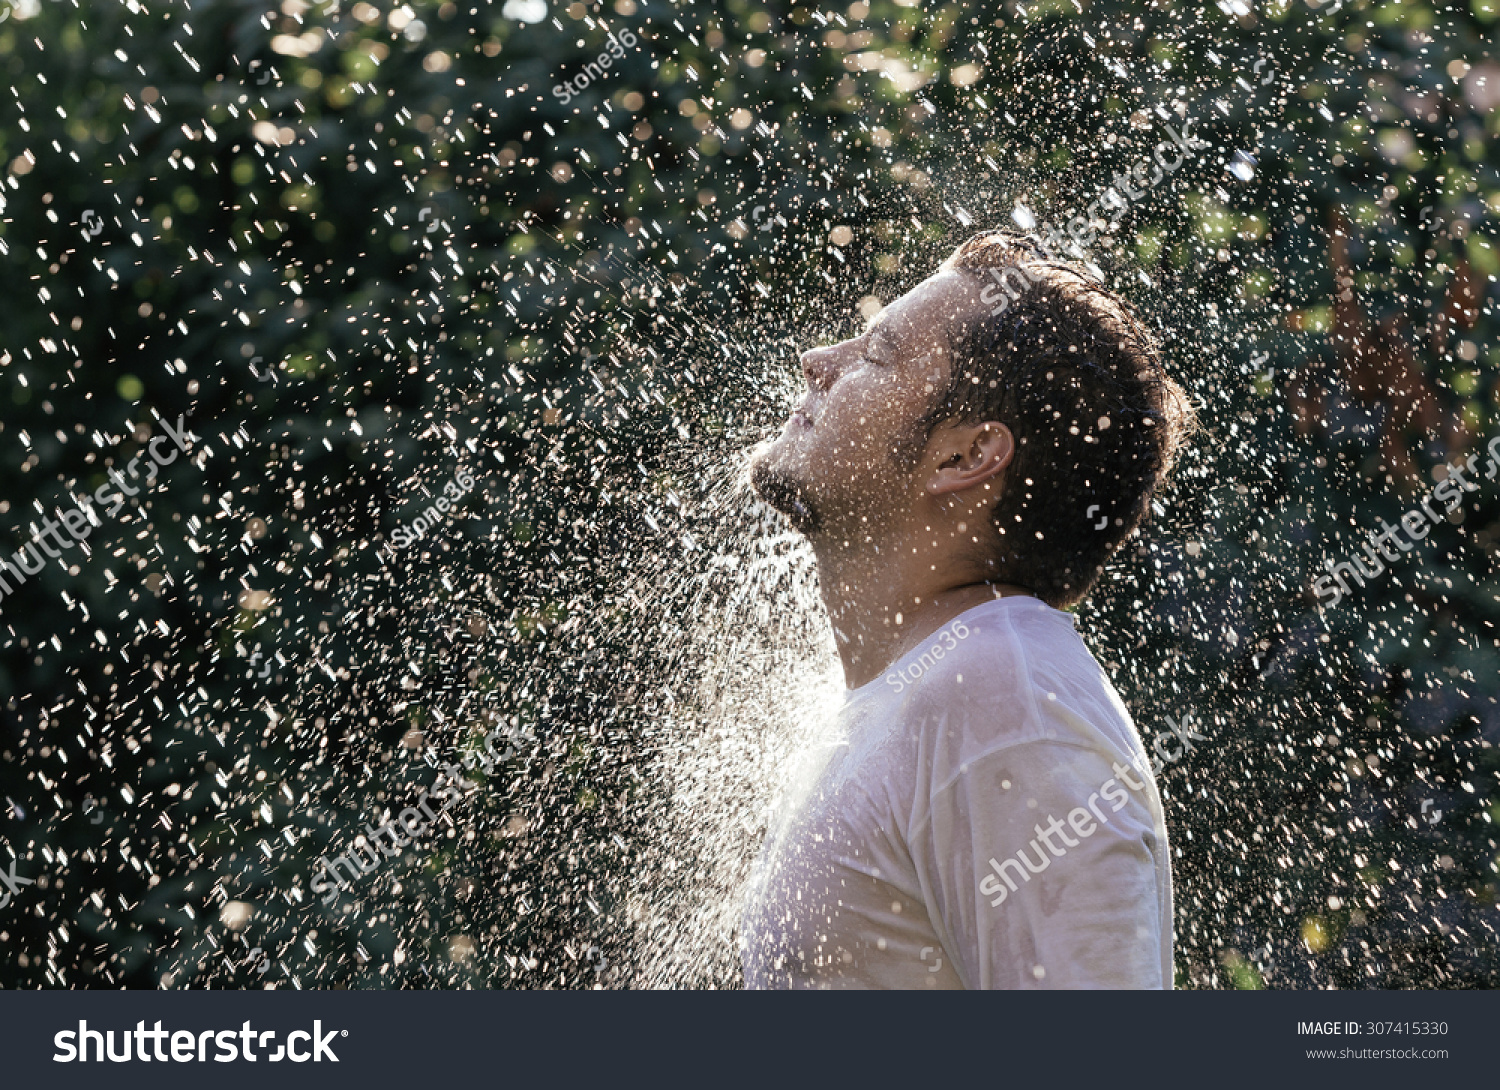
[739,595,1173,989]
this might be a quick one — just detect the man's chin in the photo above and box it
[749,457,821,535]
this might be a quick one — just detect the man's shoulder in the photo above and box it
[884,599,1134,760]
[882,598,1094,698]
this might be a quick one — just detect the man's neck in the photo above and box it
[810,529,1032,690]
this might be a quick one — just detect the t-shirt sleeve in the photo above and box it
[909,739,1167,990]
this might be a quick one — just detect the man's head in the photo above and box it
[749,229,1194,608]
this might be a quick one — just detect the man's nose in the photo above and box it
[800,342,844,391]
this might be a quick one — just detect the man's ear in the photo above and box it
[924,421,1015,496]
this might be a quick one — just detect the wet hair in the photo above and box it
[928,229,1195,608]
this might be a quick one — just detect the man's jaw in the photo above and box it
[749,459,821,535]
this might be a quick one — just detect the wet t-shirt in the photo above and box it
[739,596,1173,989]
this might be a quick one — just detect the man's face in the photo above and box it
[749,269,988,536]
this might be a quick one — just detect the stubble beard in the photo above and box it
[749,457,822,536]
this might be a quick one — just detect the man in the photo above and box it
[739,230,1193,989]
